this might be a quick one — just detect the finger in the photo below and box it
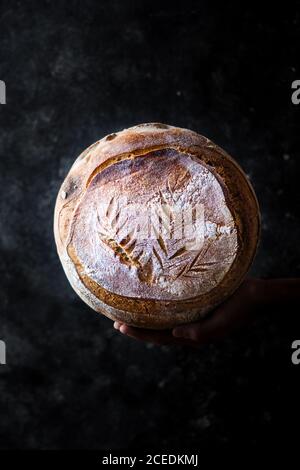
[172,310,228,343]
[119,324,176,345]
[119,324,203,348]
[113,321,122,330]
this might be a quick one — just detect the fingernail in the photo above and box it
[114,321,120,330]
[119,325,127,334]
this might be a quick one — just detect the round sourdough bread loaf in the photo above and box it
[54,123,260,329]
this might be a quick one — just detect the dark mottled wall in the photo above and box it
[0,0,299,450]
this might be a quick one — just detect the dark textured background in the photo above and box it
[0,0,299,450]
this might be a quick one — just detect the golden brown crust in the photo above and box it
[54,123,260,328]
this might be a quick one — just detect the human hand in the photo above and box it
[113,278,264,347]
